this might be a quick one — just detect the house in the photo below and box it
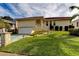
[16,16,74,34]
[72,16,79,29]
[16,16,44,34]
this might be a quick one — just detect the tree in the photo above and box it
[0,18,11,30]
[2,16,13,21]
[69,6,79,19]
[70,6,79,10]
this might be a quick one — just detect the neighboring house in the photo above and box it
[72,16,79,29]
[0,17,15,33]
[16,16,73,34]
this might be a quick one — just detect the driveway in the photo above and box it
[11,34,28,42]
[0,52,19,56]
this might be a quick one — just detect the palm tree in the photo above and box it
[70,6,79,19]
[70,6,79,10]
[69,6,79,23]
[68,6,79,30]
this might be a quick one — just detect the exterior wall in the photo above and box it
[16,17,73,34]
[72,20,79,29]
[0,28,6,34]
[55,20,70,26]
[34,19,43,31]
[72,16,79,29]
[16,20,36,34]
[43,19,71,31]
[43,21,50,30]
[17,20,36,28]
[16,19,44,34]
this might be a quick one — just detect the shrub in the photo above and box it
[69,25,74,29]
[8,28,18,34]
[69,29,79,36]
[31,30,48,36]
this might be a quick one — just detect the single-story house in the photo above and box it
[16,16,75,34]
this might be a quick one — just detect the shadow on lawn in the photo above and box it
[19,33,79,56]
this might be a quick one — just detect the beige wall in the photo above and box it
[16,17,72,34]
[54,20,70,26]
[43,21,50,30]
[16,19,44,34]
[72,20,79,29]
[16,20,36,34]
[16,20,36,28]
[43,19,71,30]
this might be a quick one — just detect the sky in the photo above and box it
[0,3,79,19]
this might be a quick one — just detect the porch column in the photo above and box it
[2,28,6,33]
[41,20,44,30]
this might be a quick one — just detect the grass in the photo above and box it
[1,31,79,56]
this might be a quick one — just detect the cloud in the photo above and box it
[0,3,76,18]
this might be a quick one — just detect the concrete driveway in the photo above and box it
[0,52,19,56]
[11,34,28,42]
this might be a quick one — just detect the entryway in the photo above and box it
[50,21,53,30]
[59,26,63,31]
[64,26,68,31]
[55,26,59,31]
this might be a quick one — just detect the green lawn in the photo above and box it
[1,31,79,56]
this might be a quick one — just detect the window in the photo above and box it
[77,22,78,27]
[36,19,41,25]
[46,21,48,26]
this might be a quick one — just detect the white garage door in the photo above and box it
[18,28,32,34]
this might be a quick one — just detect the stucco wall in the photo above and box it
[16,19,44,34]
[43,21,50,30]
[17,20,36,28]
[43,19,71,30]
[16,20,36,34]
[72,20,79,29]
[54,20,70,26]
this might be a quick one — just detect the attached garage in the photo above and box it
[18,27,33,34]
[16,19,35,34]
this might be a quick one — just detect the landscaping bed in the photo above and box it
[0,31,79,56]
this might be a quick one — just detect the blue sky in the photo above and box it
[0,3,78,19]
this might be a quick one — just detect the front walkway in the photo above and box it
[0,52,19,56]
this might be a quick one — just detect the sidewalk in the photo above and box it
[0,52,19,56]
